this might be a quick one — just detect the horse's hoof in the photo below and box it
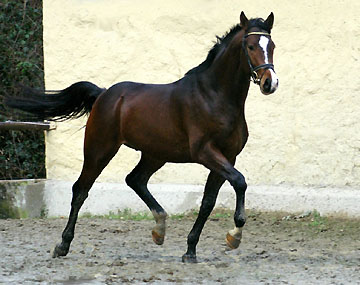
[52,244,68,258]
[225,232,241,249]
[182,253,198,263]
[152,230,165,245]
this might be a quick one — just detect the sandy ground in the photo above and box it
[0,210,359,284]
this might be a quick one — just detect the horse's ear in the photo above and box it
[265,12,274,30]
[240,11,249,29]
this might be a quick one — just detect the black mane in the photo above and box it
[185,17,270,75]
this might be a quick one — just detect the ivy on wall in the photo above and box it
[0,0,45,179]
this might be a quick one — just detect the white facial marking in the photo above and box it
[270,69,279,90]
[259,35,279,92]
[259,36,269,63]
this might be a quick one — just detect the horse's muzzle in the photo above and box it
[260,69,279,95]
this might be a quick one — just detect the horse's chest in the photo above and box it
[218,121,248,155]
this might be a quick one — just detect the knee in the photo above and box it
[231,173,247,192]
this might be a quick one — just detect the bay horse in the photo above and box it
[5,11,279,263]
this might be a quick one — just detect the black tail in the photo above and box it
[4,81,105,121]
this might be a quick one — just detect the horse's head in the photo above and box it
[240,12,279,95]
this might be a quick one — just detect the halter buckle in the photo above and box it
[251,72,261,84]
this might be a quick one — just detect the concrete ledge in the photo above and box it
[1,180,360,218]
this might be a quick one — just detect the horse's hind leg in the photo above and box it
[125,154,167,245]
[52,133,120,258]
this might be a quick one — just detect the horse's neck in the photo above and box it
[206,45,250,108]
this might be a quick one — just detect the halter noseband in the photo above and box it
[242,32,274,85]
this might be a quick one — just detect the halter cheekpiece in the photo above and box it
[242,31,274,85]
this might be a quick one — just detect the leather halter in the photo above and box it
[242,32,274,85]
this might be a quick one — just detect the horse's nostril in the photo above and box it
[264,78,271,92]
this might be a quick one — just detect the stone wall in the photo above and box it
[44,0,360,188]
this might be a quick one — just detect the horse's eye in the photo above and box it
[248,45,255,51]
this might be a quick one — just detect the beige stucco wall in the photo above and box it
[44,0,360,188]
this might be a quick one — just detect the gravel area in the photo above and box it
[1,210,359,284]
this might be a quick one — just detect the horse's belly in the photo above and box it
[125,137,192,163]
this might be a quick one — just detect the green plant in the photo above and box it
[212,212,231,219]
[0,0,45,180]
[79,209,233,221]
[0,130,45,179]
[170,213,185,220]
[113,208,152,220]
[308,210,328,227]
[80,209,153,221]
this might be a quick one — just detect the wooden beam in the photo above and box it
[0,121,56,131]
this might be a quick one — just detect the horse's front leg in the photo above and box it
[182,171,225,263]
[191,143,247,257]
[226,178,246,249]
